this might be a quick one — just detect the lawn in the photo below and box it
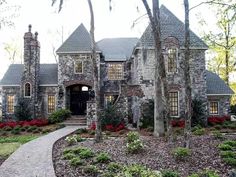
[0,142,21,157]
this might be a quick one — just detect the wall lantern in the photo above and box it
[88,89,95,99]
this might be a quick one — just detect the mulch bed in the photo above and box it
[53,133,236,177]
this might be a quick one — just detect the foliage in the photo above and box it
[212,130,223,139]
[218,143,233,151]
[191,99,206,127]
[48,109,71,124]
[65,135,78,146]
[3,126,12,131]
[220,151,235,158]
[222,157,236,166]
[192,128,205,136]
[14,98,32,121]
[63,152,76,160]
[223,140,236,147]
[171,119,185,128]
[127,131,139,143]
[123,164,161,177]
[78,148,94,159]
[96,152,110,163]
[0,119,48,129]
[83,165,99,175]
[75,128,88,134]
[107,162,123,173]
[0,142,20,157]
[140,99,154,128]
[208,116,230,125]
[101,104,125,131]
[11,127,21,135]
[69,157,83,166]
[188,169,219,177]
[162,170,180,177]
[172,147,191,160]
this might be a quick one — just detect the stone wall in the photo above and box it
[131,48,207,118]
[207,95,231,116]
[1,86,21,120]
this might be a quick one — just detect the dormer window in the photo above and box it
[167,48,178,73]
[74,61,83,74]
[24,83,31,97]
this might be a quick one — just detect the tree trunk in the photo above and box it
[142,0,168,136]
[87,0,102,143]
[184,0,192,148]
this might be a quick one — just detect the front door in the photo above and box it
[70,85,90,115]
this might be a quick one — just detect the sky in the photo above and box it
[0,0,231,80]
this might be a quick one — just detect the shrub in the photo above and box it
[127,139,144,154]
[63,148,74,155]
[83,165,99,175]
[3,126,12,131]
[14,98,32,121]
[162,170,180,177]
[48,109,71,124]
[127,131,139,143]
[124,164,161,177]
[191,98,206,127]
[72,146,89,154]
[65,135,77,146]
[212,130,223,139]
[76,128,88,134]
[63,153,77,160]
[107,162,123,173]
[220,151,235,158]
[79,149,94,159]
[188,170,219,177]
[223,157,236,166]
[75,135,84,142]
[69,157,83,166]
[96,152,110,163]
[218,144,233,151]
[192,128,205,136]
[140,99,154,128]
[101,104,125,131]
[171,120,185,128]
[11,128,21,135]
[223,140,236,147]
[214,124,222,130]
[172,147,191,160]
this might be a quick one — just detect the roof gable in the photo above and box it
[57,23,96,53]
[97,38,139,61]
[138,5,208,49]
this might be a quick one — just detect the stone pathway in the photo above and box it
[0,126,84,177]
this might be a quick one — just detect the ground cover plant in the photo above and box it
[53,127,236,177]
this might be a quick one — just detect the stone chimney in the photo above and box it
[21,24,41,119]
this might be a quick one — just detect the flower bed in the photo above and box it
[0,119,48,129]
[208,115,230,125]
[171,119,185,128]
[90,121,125,132]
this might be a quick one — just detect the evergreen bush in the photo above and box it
[15,98,32,121]
[48,109,71,124]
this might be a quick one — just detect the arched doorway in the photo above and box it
[68,85,91,115]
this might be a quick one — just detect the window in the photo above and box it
[167,48,177,73]
[24,83,31,97]
[169,92,179,117]
[105,95,118,108]
[108,63,124,80]
[82,86,89,91]
[48,95,56,114]
[209,101,219,115]
[74,61,83,74]
[7,95,14,113]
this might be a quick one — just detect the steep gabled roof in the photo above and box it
[57,23,99,53]
[206,70,234,95]
[0,64,58,86]
[137,5,208,49]
[97,38,139,61]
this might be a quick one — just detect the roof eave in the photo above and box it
[56,50,102,54]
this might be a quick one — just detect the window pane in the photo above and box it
[169,92,178,116]
[24,83,31,97]
[209,102,219,115]
[108,63,124,80]
[82,86,88,91]
[105,95,118,108]
[168,48,177,72]
[74,61,83,74]
[48,95,56,113]
[7,95,14,113]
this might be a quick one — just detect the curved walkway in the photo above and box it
[0,126,83,177]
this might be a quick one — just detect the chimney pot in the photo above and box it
[28,24,32,32]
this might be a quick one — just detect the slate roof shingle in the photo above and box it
[56,23,99,53]
[206,70,234,95]
[137,5,208,49]
[0,64,58,86]
[97,38,139,61]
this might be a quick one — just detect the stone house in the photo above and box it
[0,6,233,124]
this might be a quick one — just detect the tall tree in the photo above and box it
[52,0,102,142]
[141,0,168,136]
[199,0,236,85]
[183,0,192,148]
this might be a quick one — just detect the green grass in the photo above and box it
[0,143,21,157]
[0,135,39,144]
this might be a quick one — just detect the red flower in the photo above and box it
[90,121,96,130]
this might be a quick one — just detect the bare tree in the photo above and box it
[141,0,168,136]
[183,0,192,148]
[52,0,102,142]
